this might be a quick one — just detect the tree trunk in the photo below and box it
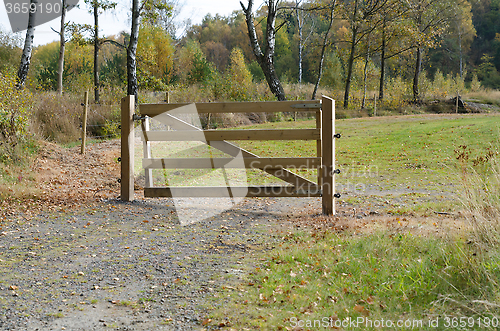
[241,0,286,101]
[312,1,335,100]
[93,2,100,103]
[57,0,67,95]
[127,0,140,101]
[343,26,357,109]
[412,46,422,103]
[343,0,358,109]
[17,0,37,89]
[378,20,386,100]
[296,0,303,84]
[362,38,370,109]
[458,22,463,78]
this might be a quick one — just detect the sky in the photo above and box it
[0,0,244,46]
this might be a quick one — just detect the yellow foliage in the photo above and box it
[226,48,252,87]
[223,48,253,101]
[137,24,175,84]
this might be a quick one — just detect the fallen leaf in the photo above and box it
[354,304,369,316]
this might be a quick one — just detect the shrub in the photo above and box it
[384,76,410,109]
[321,52,344,90]
[470,73,481,92]
[0,28,22,73]
[0,72,34,162]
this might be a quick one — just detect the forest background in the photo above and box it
[1,0,500,151]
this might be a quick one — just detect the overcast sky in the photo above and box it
[0,0,245,46]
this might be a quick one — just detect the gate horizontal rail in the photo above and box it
[140,100,321,116]
[143,129,320,141]
[143,157,321,169]
[144,186,322,198]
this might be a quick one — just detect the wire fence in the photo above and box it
[80,92,121,154]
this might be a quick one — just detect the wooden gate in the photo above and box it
[121,96,340,214]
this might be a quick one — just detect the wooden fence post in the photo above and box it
[321,96,335,215]
[142,117,152,188]
[81,91,88,155]
[121,95,135,201]
[316,109,323,188]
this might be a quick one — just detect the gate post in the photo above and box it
[321,96,335,215]
[121,96,135,201]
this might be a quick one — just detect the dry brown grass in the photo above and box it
[463,89,500,107]
[460,156,500,250]
[31,92,120,144]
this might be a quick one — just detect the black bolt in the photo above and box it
[334,193,341,198]
[117,157,121,162]
[334,133,341,139]
[333,169,341,174]
[117,179,121,183]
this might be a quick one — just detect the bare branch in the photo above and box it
[50,27,60,35]
[101,38,127,49]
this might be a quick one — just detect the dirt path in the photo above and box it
[0,140,461,330]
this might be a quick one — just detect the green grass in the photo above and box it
[138,113,500,214]
[210,231,500,330]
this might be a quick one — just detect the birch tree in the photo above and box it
[56,0,68,94]
[241,0,286,101]
[17,0,37,89]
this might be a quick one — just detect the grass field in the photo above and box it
[139,113,500,215]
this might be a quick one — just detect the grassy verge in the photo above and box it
[0,141,39,201]
[210,230,500,330]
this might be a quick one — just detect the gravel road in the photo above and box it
[1,195,311,330]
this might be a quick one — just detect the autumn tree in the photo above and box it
[341,0,390,108]
[142,0,179,37]
[85,0,117,103]
[136,24,175,89]
[126,0,173,100]
[186,12,257,73]
[426,0,475,78]
[312,0,336,100]
[404,0,457,102]
[375,0,408,100]
[52,0,79,94]
[224,48,254,100]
